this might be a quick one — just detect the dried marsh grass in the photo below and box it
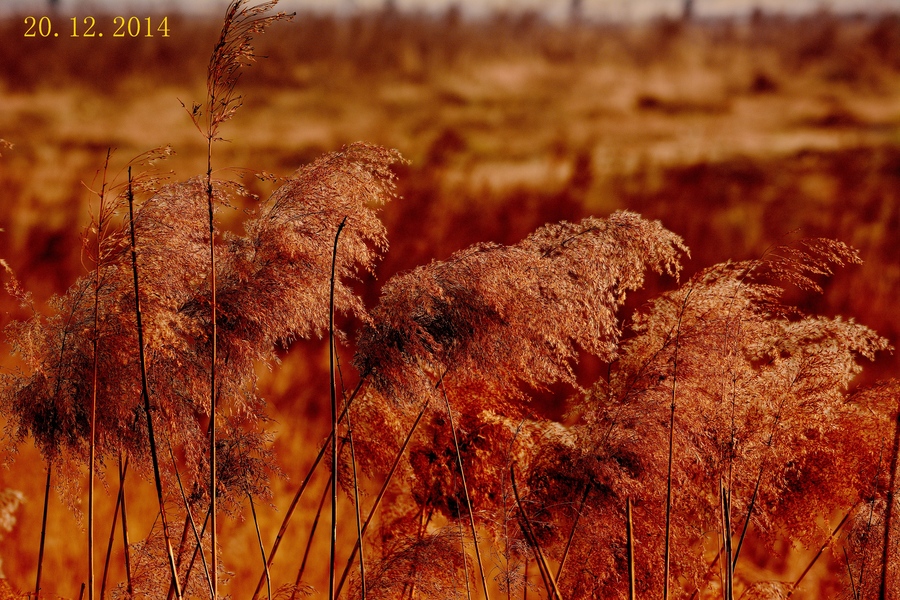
[0,2,897,599]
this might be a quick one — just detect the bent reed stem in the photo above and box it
[329,217,347,600]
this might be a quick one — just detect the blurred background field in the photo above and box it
[1,3,899,597]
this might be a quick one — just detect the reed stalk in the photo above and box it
[627,497,635,600]
[347,406,366,598]
[127,167,182,599]
[787,502,859,597]
[329,217,346,600]
[510,464,562,600]
[249,493,271,600]
[253,378,366,598]
[205,134,219,600]
[556,484,590,583]
[664,288,692,600]
[439,381,490,600]
[35,463,51,600]
[100,456,128,600]
[335,398,430,598]
[291,477,332,600]
[880,397,900,600]
[87,148,112,600]
[119,456,132,596]
[720,483,733,600]
[165,434,213,597]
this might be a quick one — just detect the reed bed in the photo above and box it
[0,2,897,599]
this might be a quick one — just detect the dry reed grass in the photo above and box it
[0,3,897,599]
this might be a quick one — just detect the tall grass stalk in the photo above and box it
[205,168,218,599]
[188,4,295,591]
[854,445,886,597]
[35,269,84,599]
[328,217,346,600]
[347,407,366,598]
[510,463,562,600]
[292,477,332,600]
[87,148,113,600]
[126,168,182,599]
[880,398,900,600]
[456,509,472,600]
[732,466,762,569]
[787,502,859,597]
[119,456,132,596]
[627,497,635,600]
[844,546,858,600]
[99,456,128,600]
[556,484,590,583]
[720,484,733,600]
[248,493,271,600]
[253,379,366,598]
[35,463,51,599]
[439,381,490,599]
[335,398,430,598]
[178,508,212,597]
[165,434,214,597]
[664,288,691,600]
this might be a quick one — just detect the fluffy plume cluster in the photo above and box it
[1,2,895,597]
[355,210,687,411]
[519,243,892,597]
[347,233,894,598]
[0,141,402,513]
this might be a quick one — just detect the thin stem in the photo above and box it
[627,497,635,600]
[120,456,132,596]
[100,456,129,600]
[347,406,366,598]
[167,519,190,600]
[206,147,219,600]
[329,217,347,600]
[165,433,213,598]
[721,483,733,600]
[787,502,859,597]
[293,477,333,599]
[880,397,900,600]
[858,448,885,596]
[35,462,52,600]
[87,147,111,600]
[179,507,212,599]
[249,493,271,600]
[556,484,590,583]
[253,377,366,599]
[439,382,490,600]
[664,288,692,600]
[844,546,858,600]
[335,398,430,598]
[401,506,431,600]
[457,513,472,600]
[127,167,182,599]
[36,238,86,600]
[510,463,562,600]
[503,421,526,600]
[732,464,763,569]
